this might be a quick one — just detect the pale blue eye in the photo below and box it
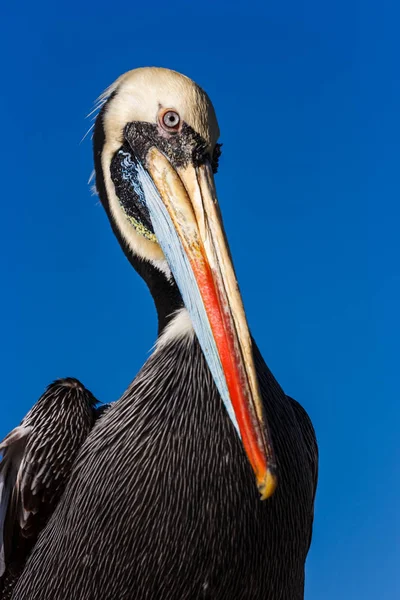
[162,110,180,129]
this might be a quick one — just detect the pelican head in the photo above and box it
[92,67,276,499]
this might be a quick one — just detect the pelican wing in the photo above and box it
[0,426,32,576]
[0,379,98,578]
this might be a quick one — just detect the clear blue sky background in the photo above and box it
[1,1,398,598]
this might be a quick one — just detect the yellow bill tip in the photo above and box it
[258,468,278,500]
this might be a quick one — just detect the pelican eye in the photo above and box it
[161,110,180,132]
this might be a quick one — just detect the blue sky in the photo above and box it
[1,1,398,598]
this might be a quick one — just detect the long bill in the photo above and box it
[135,147,277,499]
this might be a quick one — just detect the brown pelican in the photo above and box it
[0,379,100,599]
[7,67,317,600]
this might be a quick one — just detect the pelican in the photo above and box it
[7,67,317,600]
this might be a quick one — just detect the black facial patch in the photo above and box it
[124,122,221,173]
[212,143,222,174]
[110,144,156,241]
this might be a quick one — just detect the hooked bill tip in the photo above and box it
[258,468,278,500]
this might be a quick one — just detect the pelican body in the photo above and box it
[8,68,317,600]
